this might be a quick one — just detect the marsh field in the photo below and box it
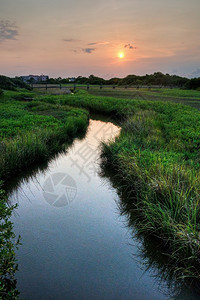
[1,86,200,299]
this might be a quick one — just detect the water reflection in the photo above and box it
[4,130,86,197]
[5,116,200,299]
[100,167,200,299]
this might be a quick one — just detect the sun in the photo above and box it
[118,52,124,59]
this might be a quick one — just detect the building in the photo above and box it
[21,75,49,83]
[68,77,76,83]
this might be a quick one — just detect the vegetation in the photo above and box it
[1,73,200,90]
[111,72,190,87]
[101,110,200,281]
[43,73,200,90]
[82,73,199,89]
[89,87,200,99]
[0,76,31,91]
[0,186,20,299]
[88,87,200,111]
[187,78,200,90]
[0,91,89,180]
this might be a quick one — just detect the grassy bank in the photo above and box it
[46,90,200,282]
[88,87,200,110]
[0,90,89,298]
[101,113,200,281]
[0,90,89,180]
[0,185,19,299]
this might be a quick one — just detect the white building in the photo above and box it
[68,77,76,82]
[21,75,49,82]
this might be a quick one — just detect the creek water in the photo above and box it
[7,117,199,300]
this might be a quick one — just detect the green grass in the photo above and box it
[89,87,200,98]
[88,88,200,110]
[0,90,89,180]
[0,185,19,299]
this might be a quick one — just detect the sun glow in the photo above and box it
[118,52,124,59]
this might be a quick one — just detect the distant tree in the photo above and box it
[0,75,31,90]
[106,77,122,85]
[59,78,69,84]
[0,76,16,90]
[88,75,106,85]
[121,75,138,85]
[46,78,57,84]
[75,76,89,84]
[186,78,200,90]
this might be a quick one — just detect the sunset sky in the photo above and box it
[0,0,200,79]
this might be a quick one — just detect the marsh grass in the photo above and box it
[0,91,89,180]
[101,148,200,281]
[0,186,20,299]
[88,88,200,110]
[100,109,200,282]
[51,90,200,282]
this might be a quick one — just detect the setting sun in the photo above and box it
[118,52,124,59]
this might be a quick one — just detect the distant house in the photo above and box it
[39,75,49,82]
[21,75,49,83]
[68,77,76,83]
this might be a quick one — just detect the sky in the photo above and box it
[0,0,200,79]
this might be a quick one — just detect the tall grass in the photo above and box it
[100,110,200,281]
[0,91,89,180]
[48,90,200,282]
[0,185,19,299]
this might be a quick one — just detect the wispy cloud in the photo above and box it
[124,43,136,49]
[71,47,96,54]
[82,48,96,54]
[66,40,108,54]
[88,41,109,46]
[0,20,18,42]
[63,38,80,42]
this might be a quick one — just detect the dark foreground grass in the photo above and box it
[48,90,200,282]
[0,186,19,299]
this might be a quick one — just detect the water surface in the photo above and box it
[7,118,199,299]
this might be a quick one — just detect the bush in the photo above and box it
[186,78,200,90]
[0,75,31,91]
[0,186,20,298]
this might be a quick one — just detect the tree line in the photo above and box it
[0,73,200,91]
[46,73,200,90]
